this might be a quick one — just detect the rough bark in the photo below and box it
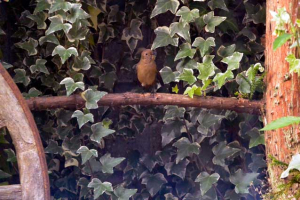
[26,93,263,114]
[0,185,22,200]
[265,0,300,191]
[0,64,50,200]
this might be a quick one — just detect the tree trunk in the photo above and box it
[265,0,300,191]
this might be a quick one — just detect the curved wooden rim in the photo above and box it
[0,63,50,199]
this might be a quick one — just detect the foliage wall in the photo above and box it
[0,0,267,199]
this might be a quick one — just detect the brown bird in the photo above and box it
[136,49,164,92]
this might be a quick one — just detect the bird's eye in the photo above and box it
[145,53,148,55]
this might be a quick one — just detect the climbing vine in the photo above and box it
[0,0,267,199]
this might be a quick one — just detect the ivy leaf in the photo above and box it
[213,70,234,89]
[165,159,189,179]
[249,154,267,172]
[100,153,125,174]
[172,85,179,94]
[176,6,199,24]
[49,0,72,13]
[97,23,116,43]
[221,52,243,71]
[76,146,98,164]
[164,106,185,120]
[4,149,17,162]
[52,45,78,64]
[0,170,11,179]
[229,169,258,194]
[184,85,202,98]
[27,12,48,29]
[160,66,176,84]
[45,140,63,154]
[152,26,179,50]
[39,34,60,45]
[67,3,90,23]
[66,20,89,42]
[286,54,300,74]
[195,172,220,195]
[107,5,125,24]
[261,116,300,131]
[217,44,236,58]
[91,122,115,143]
[15,38,38,56]
[197,55,216,80]
[178,68,197,85]
[122,19,143,52]
[212,141,240,167]
[161,119,184,146]
[141,173,167,197]
[281,154,300,178]
[208,0,228,11]
[150,0,180,18]
[72,51,92,71]
[87,5,101,30]
[176,58,198,71]
[34,0,51,14]
[114,186,137,200]
[81,89,107,109]
[174,43,196,61]
[88,178,113,199]
[71,110,94,128]
[246,128,265,148]
[170,22,191,42]
[165,193,178,200]
[0,61,12,69]
[45,15,72,35]
[203,11,226,33]
[60,77,84,96]
[173,137,200,163]
[13,69,30,86]
[23,88,42,99]
[30,59,49,74]
[192,37,215,57]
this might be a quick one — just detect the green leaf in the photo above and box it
[160,66,176,84]
[4,149,17,162]
[260,116,300,131]
[197,55,216,80]
[273,33,292,50]
[170,22,191,42]
[173,137,200,164]
[184,85,202,98]
[82,89,107,109]
[45,140,63,154]
[192,37,215,57]
[217,44,236,58]
[49,0,72,13]
[286,53,300,74]
[221,52,243,71]
[71,110,94,128]
[67,3,90,23]
[72,51,92,71]
[176,6,199,24]
[247,128,265,148]
[45,15,72,35]
[165,159,189,179]
[87,5,101,30]
[178,68,196,85]
[165,193,178,200]
[0,61,13,69]
[164,106,185,120]
[0,170,11,180]
[66,20,89,42]
[203,11,226,33]
[213,70,234,89]
[122,19,143,52]
[212,141,240,167]
[76,146,98,164]
[27,12,48,29]
[114,186,137,200]
[15,38,38,56]
[195,172,220,195]
[208,0,228,11]
[152,26,179,50]
[34,0,51,14]
[107,5,125,24]
[60,77,84,96]
[281,154,300,178]
[52,45,78,64]
[97,23,116,43]
[91,122,115,143]
[229,169,258,194]
[141,173,167,197]
[13,69,30,86]
[150,0,180,18]
[175,43,196,61]
[100,153,125,174]
[88,178,113,199]
[30,59,49,74]
[172,85,179,94]
[39,34,60,45]
[161,119,184,146]
[23,88,42,99]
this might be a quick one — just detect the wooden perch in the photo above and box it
[26,93,264,115]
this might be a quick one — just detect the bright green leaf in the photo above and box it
[150,0,180,18]
[160,66,176,84]
[178,68,196,85]
[60,77,84,96]
[81,89,107,109]
[52,45,78,64]
[197,55,216,80]
[273,33,292,50]
[213,70,234,89]
[170,22,191,42]
[72,110,94,128]
[203,11,226,33]
[176,6,199,24]
[260,116,300,131]
[184,85,202,98]
[152,26,179,50]
[221,52,243,71]
[192,37,215,57]
[174,43,196,61]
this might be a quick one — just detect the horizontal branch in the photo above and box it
[26,93,264,115]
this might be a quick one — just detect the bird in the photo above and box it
[136,49,164,93]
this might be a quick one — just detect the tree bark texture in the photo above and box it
[26,93,263,115]
[265,0,300,191]
[0,64,50,200]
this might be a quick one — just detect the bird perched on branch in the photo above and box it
[136,49,164,92]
